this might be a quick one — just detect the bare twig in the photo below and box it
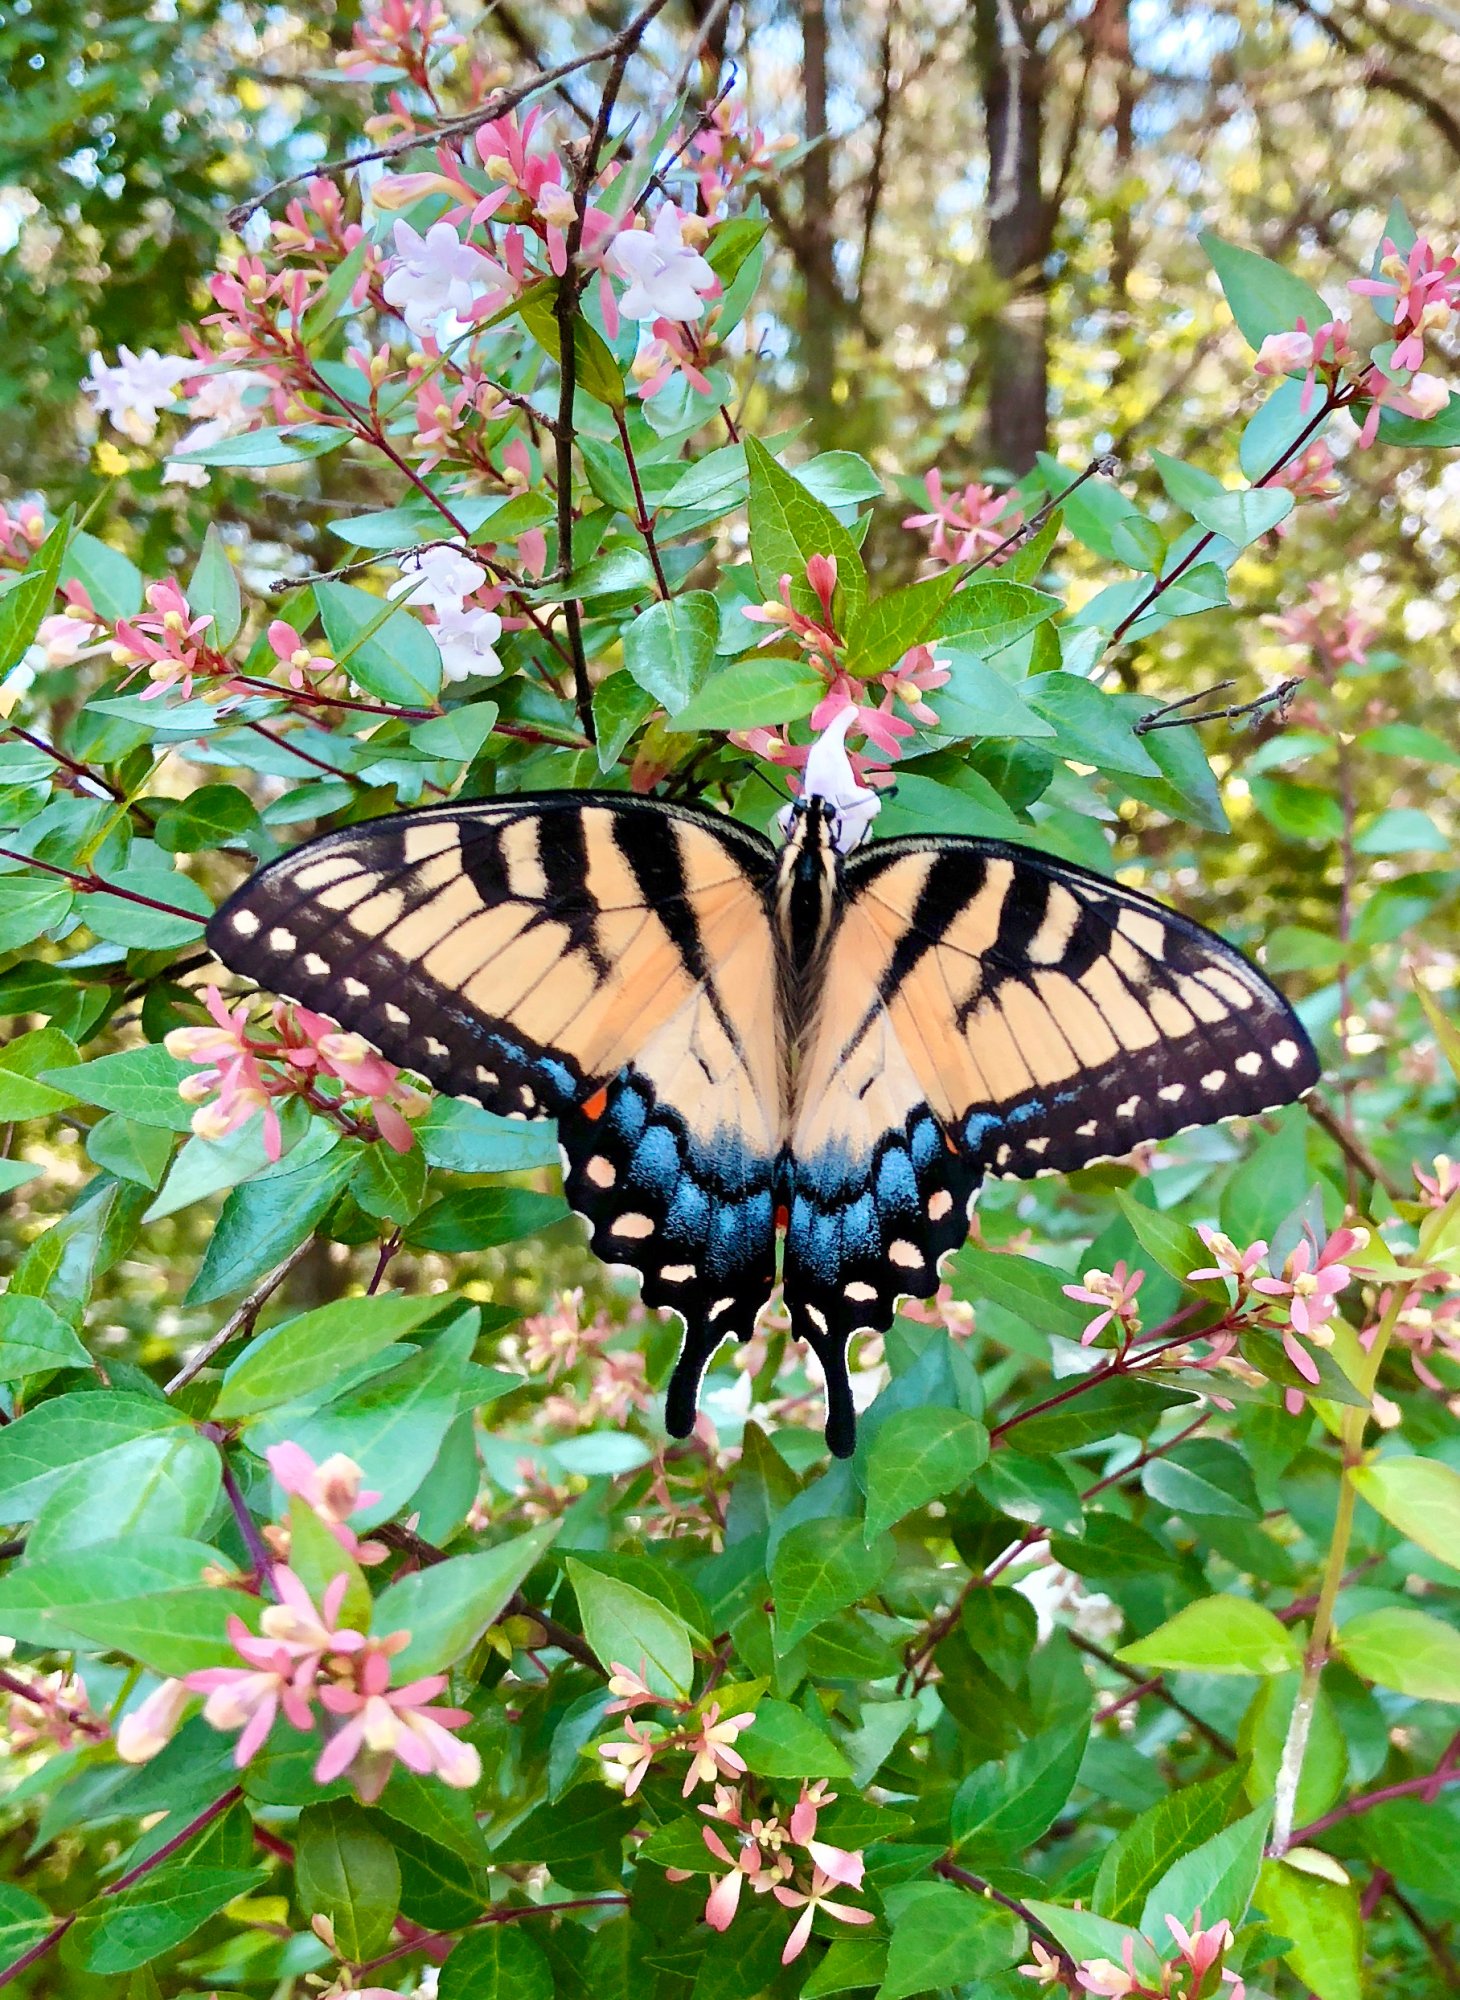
[165,1242,316,1395]
[1133,676,1301,735]
[1306,1093,1406,1202]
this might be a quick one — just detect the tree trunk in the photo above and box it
[800,0,839,442]
[974,0,1048,474]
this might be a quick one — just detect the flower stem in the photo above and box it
[1269,1284,1403,1856]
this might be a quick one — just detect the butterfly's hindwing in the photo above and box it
[205,793,783,1432]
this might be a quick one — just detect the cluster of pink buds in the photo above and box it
[264,1443,389,1567]
[4,1671,102,1754]
[1252,232,1460,446]
[271,176,371,263]
[119,1566,479,1801]
[112,579,228,702]
[0,500,45,565]
[164,985,430,1160]
[687,98,796,215]
[735,555,951,787]
[204,257,324,369]
[337,0,463,82]
[903,470,1023,568]
[1187,1223,1369,1406]
[684,1781,872,1965]
[516,1289,656,1428]
[1063,1259,1146,1347]
[1415,1154,1460,1209]
[1022,1909,1245,1998]
[1266,579,1379,675]
[598,1664,756,1801]
[1270,438,1342,525]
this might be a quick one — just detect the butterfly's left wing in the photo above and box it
[205,794,785,1434]
[784,835,1319,1453]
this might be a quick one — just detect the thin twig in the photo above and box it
[613,408,671,597]
[964,454,1121,577]
[936,1859,1076,1979]
[0,847,201,924]
[1305,1093,1406,1202]
[165,1241,315,1395]
[1082,1633,1238,1755]
[1134,677,1301,735]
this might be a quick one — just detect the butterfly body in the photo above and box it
[207,790,1318,1455]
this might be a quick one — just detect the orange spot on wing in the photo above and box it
[775,1204,789,1233]
[581,1086,609,1121]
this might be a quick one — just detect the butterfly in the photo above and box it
[206,782,1318,1457]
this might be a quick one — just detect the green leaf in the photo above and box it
[797,450,884,507]
[60,1584,262,1675]
[351,1138,427,1225]
[294,1801,401,1961]
[0,509,71,675]
[48,1044,198,1131]
[864,1407,988,1539]
[250,1320,479,1521]
[801,1934,889,1997]
[622,592,720,714]
[1035,455,1147,563]
[86,1114,174,1190]
[933,580,1060,656]
[844,570,963,678]
[1256,1859,1362,2000]
[185,1145,359,1304]
[377,1523,560,1677]
[1248,774,1344,842]
[0,1025,80,1119]
[744,434,867,628]
[60,528,142,619]
[440,1925,556,2000]
[316,579,443,707]
[1118,1595,1301,1676]
[770,1517,895,1650]
[1004,1377,1197,1457]
[172,422,348,465]
[409,702,499,763]
[214,1291,449,1420]
[951,1714,1089,1856]
[594,671,657,768]
[1336,1606,1460,1701]
[735,1698,851,1779]
[1025,674,1161,776]
[1351,1456,1460,1572]
[663,654,825,733]
[876,1882,1023,2000]
[1199,234,1333,352]
[0,875,73,950]
[0,1390,183,1519]
[945,1247,1091,1342]
[974,1452,1084,1533]
[1151,452,1292,546]
[1353,806,1447,854]
[1139,1806,1269,1944]
[404,1186,568,1253]
[0,1537,222,1647]
[28,1430,221,1559]
[1023,1904,1164,1984]
[931,652,1055,739]
[0,1295,91,1379]
[187,524,242,649]
[416,1096,560,1173]
[1357,721,1460,768]
[1093,1762,1251,1924]
[567,1557,694,1696]
[152,784,259,853]
[1143,1440,1262,1522]
[78,1864,264,1974]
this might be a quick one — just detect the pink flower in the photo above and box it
[1019,1940,1064,1987]
[116,1677,191,1763]
[682,1703,756,1797]
[1075,1953,1139,1998]
[317,1638,480,1798]
[1271,439,1342,526]
[598,1716,658,1796]
[1416,1155,1460,1208]
[609,204,718,323]
[702,1826,772,1932]
[113,578,220,702]
[903,469,1022,567]
[773,1866,875,1965]
[266,619,334,691]
[1254,315,1354,412]
[1062,1260,1145,1346]
[788,1779,835,1846]
[1167,1910,1232,1979]
[1252,1226,1367,1337]
[266,1443,386,1566]
[1187,1226,1270,1289]
[184,1569,359,1766]
[605,1661,660,1715]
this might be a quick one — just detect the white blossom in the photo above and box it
[390,544,489,616]
[163,369,270,488]
[381,220,502,337]
[435,604,505,683]
[607,204,717,323]
[83,347,193,443]
[779,706,881,852]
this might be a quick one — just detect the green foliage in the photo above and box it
[0,8,1458,1999]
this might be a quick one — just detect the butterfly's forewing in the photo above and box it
[783,835,1319,1446]
[206,795,784,1423]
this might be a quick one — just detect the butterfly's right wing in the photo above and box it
[206,794,785,1428]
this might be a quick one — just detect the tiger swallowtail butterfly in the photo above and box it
[206,787,1317,1455]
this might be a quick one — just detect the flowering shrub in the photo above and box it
[1,7,1460,1999]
